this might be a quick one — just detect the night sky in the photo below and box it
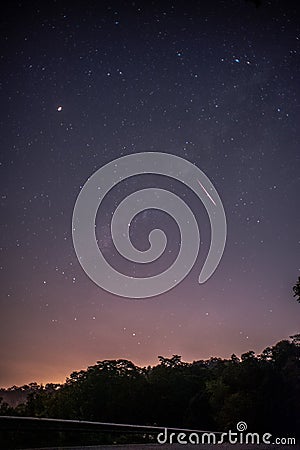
[1,0,299,388]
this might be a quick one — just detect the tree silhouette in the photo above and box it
[293,276,300,303]
[1,279,299,448]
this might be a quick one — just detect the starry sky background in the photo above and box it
[0,0,299,387]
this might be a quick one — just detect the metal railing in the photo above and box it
[0,415,217,448]
[0,415,212,433]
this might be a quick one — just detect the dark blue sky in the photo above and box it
[0,0,299,387]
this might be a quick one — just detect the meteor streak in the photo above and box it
[197,179,216,206]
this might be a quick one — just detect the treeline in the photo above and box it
[0,382,56,408]
[1,336,299,436]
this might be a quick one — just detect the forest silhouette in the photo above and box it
[1,279,299,447]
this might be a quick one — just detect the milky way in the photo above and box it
[0,0,299,387]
